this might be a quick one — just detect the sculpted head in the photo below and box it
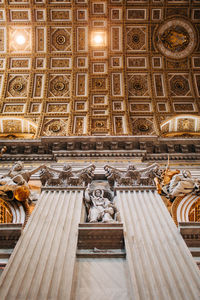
[94,189,102,197]
[63,164,71,171]
[13,161,24,171]
[182,170,191,178]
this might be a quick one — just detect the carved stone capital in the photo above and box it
[40,164,96,187]
[104,163,160,187]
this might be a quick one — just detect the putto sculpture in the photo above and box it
[40,164,96,187]
[0,161,45,202]
[84,185,118,223]
[104,163,161,187]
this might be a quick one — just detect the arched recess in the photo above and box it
[0,198,26,224]
[0,117,37,139]
[161,115,200,137]
[172,194,200,225]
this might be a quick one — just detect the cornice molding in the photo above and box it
[0,136,199,162]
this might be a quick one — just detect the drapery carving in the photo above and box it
[84,184,118,223]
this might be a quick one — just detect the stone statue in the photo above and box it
[0,161,45,202]
[0,161,45,186]
[40,164,96,187]
[168,170,199,199]
[104,163,160,187]
[84,186,117,223]
[154,164,200,201]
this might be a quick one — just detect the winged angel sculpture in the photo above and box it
[104,163,161,187]
[40,164,95,187]
[0,161,45,202]
[104,161,200,202]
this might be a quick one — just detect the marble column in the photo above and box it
[115,189,200,300]
[0,189,83,300]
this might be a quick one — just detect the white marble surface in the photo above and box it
[116,190,200,300]
[71,258,133,300]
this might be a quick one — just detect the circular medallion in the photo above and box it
[13,82,23,92]
[170,75,189,96]
[155,19,196,59]
[56,35,66,45]
[133,82,143,91]
[49,123,61,133]
[54,81,65,91]
[132,34,140,44]
[138,124,149,132]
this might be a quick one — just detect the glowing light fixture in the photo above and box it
[91,31,106,47]
[93,34,103,45]
[15,34,26,45]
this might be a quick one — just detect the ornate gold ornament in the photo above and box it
[155,18,196,59]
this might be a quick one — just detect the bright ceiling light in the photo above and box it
[93,34,103,45]
[15,34,26,45]
[91,32,106,47]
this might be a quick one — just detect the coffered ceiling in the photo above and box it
[0,0,199,138]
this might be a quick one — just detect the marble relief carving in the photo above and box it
[40,164,95,187]
[0,161,44,203]
[104,163,160,187]
[84,186,118,223]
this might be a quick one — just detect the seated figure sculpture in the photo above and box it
[84,187,117,223]
[169,170,199,198]
[154,166,200,201]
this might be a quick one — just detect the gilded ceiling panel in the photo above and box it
[0,0,199,137]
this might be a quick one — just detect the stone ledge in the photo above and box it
[77,223,125,251]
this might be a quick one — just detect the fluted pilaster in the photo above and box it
[0,190,83,300]
[116,190,200,300]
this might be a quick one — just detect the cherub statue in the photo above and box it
[40,164,96,187]
[0,161,46,202]
[0,161,45,186]
[104,162,161,187]
[84,186,117,223]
